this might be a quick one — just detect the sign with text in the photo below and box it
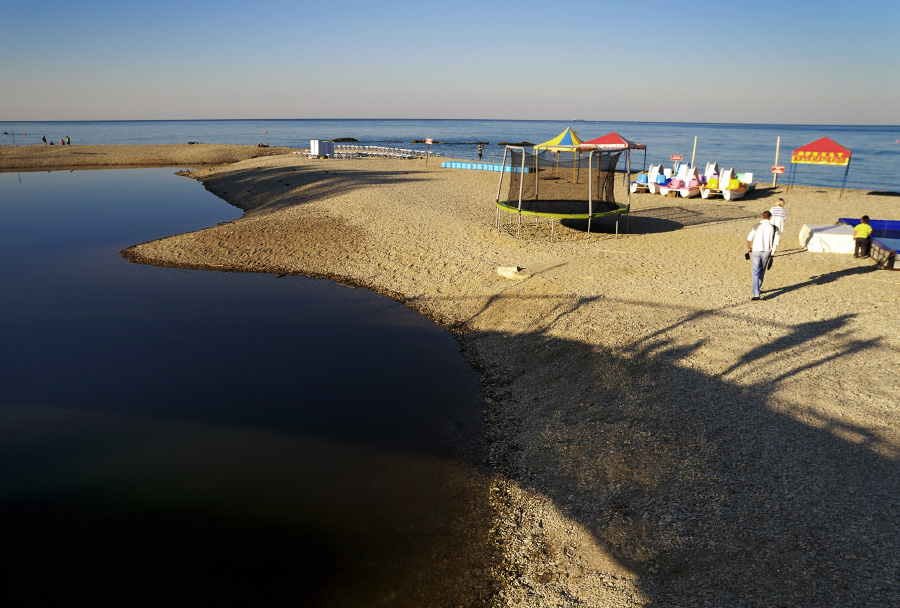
[791,150,850,165]
[425,138,433,145]
[771,165,786,174]
[670,155,683,161]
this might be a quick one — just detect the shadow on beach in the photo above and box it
[455,292,899,605]
[556,202,758,236]
[763,263,882,300]
[200,162,430,215]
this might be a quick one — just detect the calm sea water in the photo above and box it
[0,168,489,603]
[3,119,899,192]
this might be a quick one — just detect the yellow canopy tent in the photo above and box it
[533,126,584,151]
[533,127,584,180]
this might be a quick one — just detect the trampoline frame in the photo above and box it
[495,146,629,241]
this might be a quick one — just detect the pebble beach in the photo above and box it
[4,144,899,607]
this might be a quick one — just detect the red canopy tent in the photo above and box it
[789,136,852,197]
[580,131,647,151]
[579,132,648,209]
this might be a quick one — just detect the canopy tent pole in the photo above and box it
[517,147,525,236]
[516,150,525,212]
[588,150,594,236]
[626,149,632,235]
[626,149,632,202]
[840,158,851,198]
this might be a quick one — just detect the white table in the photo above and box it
[799,224,855,254]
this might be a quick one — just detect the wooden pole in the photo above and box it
[773,136,781,187]
[690,135,697,168]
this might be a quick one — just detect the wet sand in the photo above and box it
[5,145,899,606]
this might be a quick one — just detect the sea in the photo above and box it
[3,118,900,193]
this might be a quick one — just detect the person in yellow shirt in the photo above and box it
[853,215,873,258]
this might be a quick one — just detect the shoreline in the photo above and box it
[5,146,900,606]
[0,143,292,171]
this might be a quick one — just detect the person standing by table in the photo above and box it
[747,210,780,300]
[854,215,873,258]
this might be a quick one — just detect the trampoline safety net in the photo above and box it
[501,148,622,216]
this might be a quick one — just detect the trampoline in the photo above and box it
[495,145,629,240]
[838,218,900,270]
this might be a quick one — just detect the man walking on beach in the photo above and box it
[747,210,780,300]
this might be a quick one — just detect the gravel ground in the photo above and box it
[7,146,899,607]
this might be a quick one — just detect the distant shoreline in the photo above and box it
[0,143,293,171]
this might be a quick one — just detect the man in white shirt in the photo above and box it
[746,210,780,300]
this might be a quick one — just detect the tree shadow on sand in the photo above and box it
[201,163,429,215]
[463,293,899,605]
[763,263,882,300]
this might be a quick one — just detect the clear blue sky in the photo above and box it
[2,0,898,124]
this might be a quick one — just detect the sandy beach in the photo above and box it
[4,145,899,606]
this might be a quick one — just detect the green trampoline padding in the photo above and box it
[495,199,628,220]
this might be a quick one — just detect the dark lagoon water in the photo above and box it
[0,169,492,604]
[3,118,899,192]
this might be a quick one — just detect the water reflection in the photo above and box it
[0,169,493,605]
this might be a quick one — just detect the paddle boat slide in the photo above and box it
[722,172,755,201]
[648,165,676,194]
[671,166,703,198]
[631,164,663,194]
[701,167,732,199]
[657,162,692,197]
[702,162,719,187]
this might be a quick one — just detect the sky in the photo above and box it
[2,0,899,124]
